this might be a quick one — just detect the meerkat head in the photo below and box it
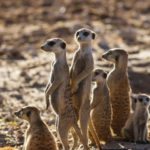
[14,106,41,123]
[135,94,150,108]
[75,28,96,44]
[102,48,128,64]
[92,69,107,83]
[41,38,66,54]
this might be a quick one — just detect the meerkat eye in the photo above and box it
[139,98,143,102]
[60,42,66,49]
[48,41,55,46]
[103,73,107,79]
[95,71,99,76]
[26,111,31,117]
[83,32,89,36]
[115,55,119,61]
[146,97,149,102]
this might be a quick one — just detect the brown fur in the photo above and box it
[102,48,131,136]
[89,69,112,143]
[14,106,57,150]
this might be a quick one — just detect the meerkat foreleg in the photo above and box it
[45,80,63,109]
[133,121,139,143]
[141,124,147,143]
[71,63,93,93]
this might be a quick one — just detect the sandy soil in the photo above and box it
[0,0,150,149]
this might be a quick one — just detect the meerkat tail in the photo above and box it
[89,119,102,150]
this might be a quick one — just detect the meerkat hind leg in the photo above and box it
[79,102,90,146]
[72,124,89,150]
[57,117,70,150]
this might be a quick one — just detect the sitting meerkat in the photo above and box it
[41,38,88,150]
[89,69,112,144]
[70,28,101,149]
[14,106,57,150]
[122,94,150,143]
[102,48,131,136]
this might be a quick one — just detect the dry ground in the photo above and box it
[0,0,150,149]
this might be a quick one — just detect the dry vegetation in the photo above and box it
[0,0,150,149]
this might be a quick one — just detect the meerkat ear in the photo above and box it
[76,31,80,37]
[60,42,66,49]
[26,111,31,117]
[92,32,96,39]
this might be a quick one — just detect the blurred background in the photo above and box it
[0,0,150,149]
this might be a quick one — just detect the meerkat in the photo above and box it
[70,28,101,149]
[41,38,88,150]
[102,48,131,136]
[14,106,57,150]
[89,69,112,144]
[122,94,150,143]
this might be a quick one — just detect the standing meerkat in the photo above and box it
[14,106,57,150]
[70,28,101,148]
[102,48,131,136]
[89,69,112,144]
[41,38,88,150]
[122,94,150,143]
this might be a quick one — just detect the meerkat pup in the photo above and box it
[41,38,88,150]
[122,94,150,143]
[14,106,57,150]
[89,69,112,144]
[70,28,100,148]
[102,48,131,136]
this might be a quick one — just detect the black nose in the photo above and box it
[102,54,106,59]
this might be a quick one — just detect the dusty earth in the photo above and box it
[0,0,150,149]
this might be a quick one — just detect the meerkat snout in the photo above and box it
[41,38,66,52]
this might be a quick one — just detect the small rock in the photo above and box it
[98,38,110,50]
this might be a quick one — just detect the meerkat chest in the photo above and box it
[136,111,148,125]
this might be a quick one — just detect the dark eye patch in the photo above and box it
[83,32,89,36]
[26,111,31,117]
[103,73,107,79]
[60,42,66,49]
[146,97,149,102]
[95,71,99,76]
[48,41,55,46]
[139,98,143,102]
